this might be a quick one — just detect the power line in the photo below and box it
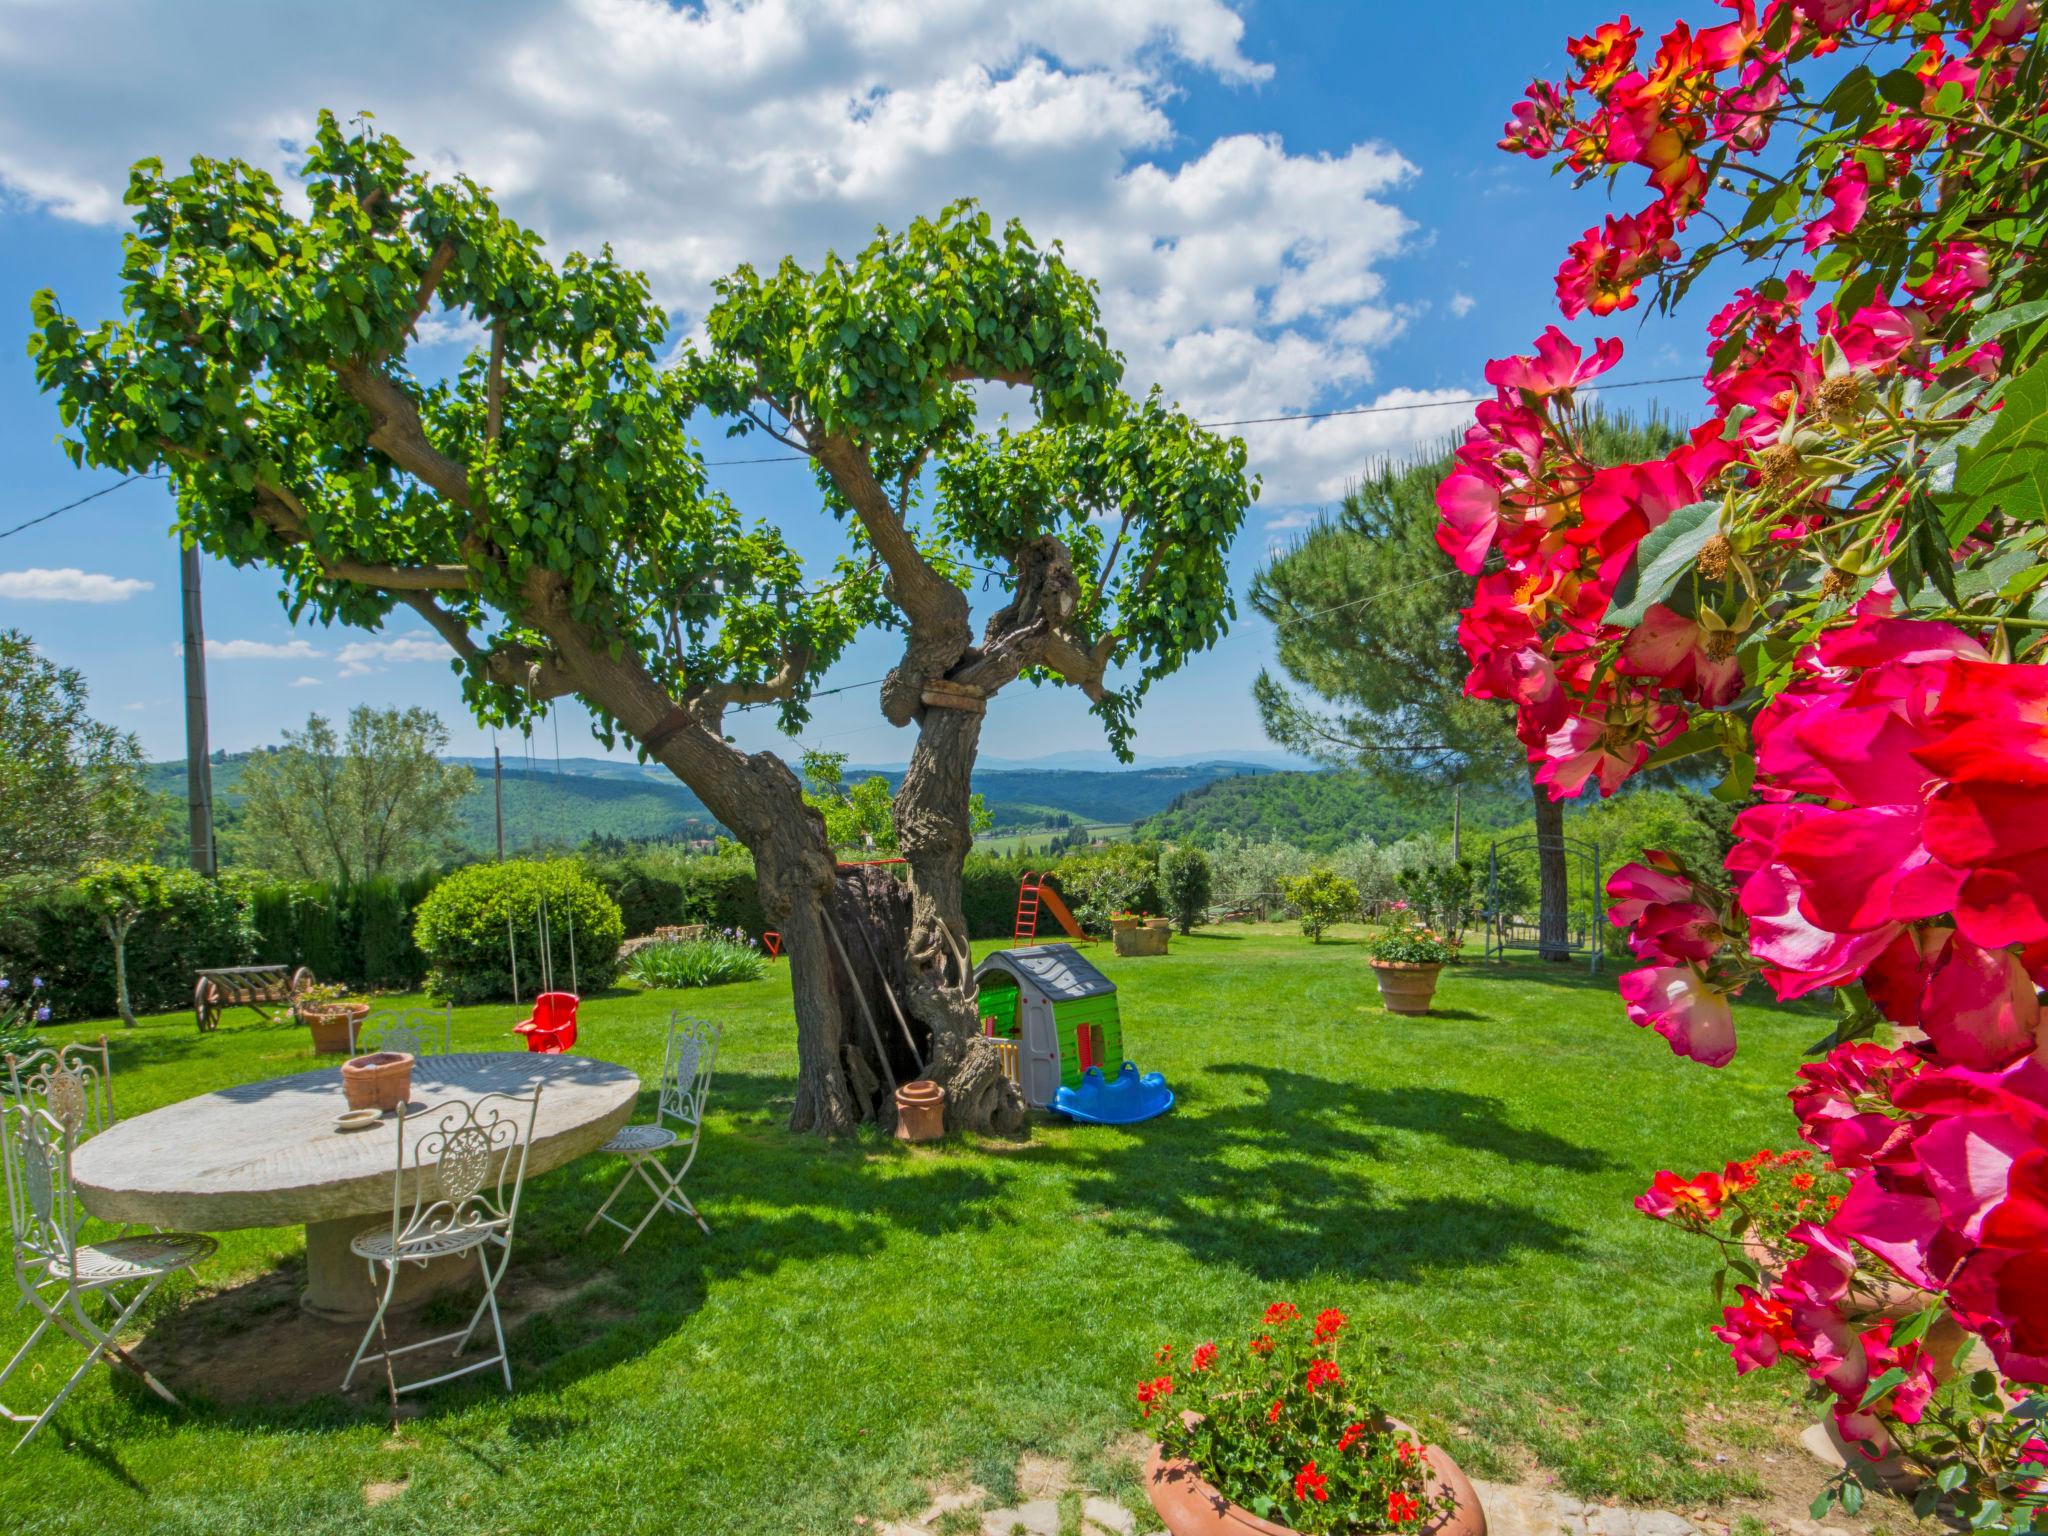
[0,473,160,542]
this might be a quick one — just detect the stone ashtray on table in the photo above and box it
[70,1051,640,1321]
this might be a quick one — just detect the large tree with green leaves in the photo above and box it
[1251,414,1674,958]
[0,630,159,881]
[228,706,474,884]
[31,112,1251,1133]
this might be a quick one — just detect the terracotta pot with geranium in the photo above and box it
[294,981,371,1054]
[1365,916,1458,1016]
[1137,1302,1485,1536]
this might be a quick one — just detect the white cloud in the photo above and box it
[0,567,152,602]
[1449,291,1476,318]
[123,701,145,710]
[0,0,1444,509]
[290,675,322,688]
[205,637,322,660]
[336,634,447,676]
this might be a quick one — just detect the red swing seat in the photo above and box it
[512,990,579,1054]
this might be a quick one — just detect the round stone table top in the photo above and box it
[72,1052,640,1231]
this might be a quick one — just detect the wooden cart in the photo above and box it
[193,965,314,1032]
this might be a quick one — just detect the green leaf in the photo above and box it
[1939,1464,1969,1492]
[1811,1490,1836,1520]
[1841,1479,1865,1516]
[1971,299,2048,344]
[1605,501,1722,628]
[1858,1366,1909,1409]
[1951,365,2048,525]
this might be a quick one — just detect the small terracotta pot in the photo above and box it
[341,1051,415,1112]
[299,1001,371,1055]
[1147,1414,1485,1536]
[1371,960,1443,1015]
[894,1078,946,1142]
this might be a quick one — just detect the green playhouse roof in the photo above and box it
[975,943,1115,1002]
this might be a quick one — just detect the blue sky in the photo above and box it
[0,0,1706,769]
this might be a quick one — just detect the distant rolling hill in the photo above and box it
[1133,768,1525,853]
[149,755,1280,855]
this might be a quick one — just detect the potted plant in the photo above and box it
[1365,914,1457,1015]
[1113,911,1170,957]
[295,980,371,1054]
[1137,1302,1485,1536]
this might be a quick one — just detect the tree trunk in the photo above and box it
[890,702,1029,1136]
[1531,774,1572,963]
[108,914,136,1027]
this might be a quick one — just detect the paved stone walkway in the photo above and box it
[861,1463,1774,1536]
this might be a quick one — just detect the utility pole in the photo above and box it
[179,542,217,874]
[493,744,505,861]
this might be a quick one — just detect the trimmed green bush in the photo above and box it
[1278,867,1359,944]
[622,935,765,989]
[0,868,258,1022]
[413,859,624,1003]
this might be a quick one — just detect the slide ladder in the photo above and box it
[1014,872,1091,945]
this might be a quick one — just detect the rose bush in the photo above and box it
[1456,0,2048,1521]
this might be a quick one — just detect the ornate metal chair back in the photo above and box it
[0,1102,78,1285]
[384,1087,543,1256]
[352,1007,453,1059]
[3,1037,113,1142]
[656,1016,720,1147]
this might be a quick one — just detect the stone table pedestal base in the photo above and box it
[301,1214,481,1321]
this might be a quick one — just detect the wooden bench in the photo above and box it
[193,965,313,1033]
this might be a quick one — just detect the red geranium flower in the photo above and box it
[1294,1462,1330,1503]
[1191,1342,1217,1372]
[1250,1334,1276,1355]
[1268,1399,1284,1424]
[1155,1343,1173,1364]
[1313,1307,1347,1343]
[1338,1422,1368,1453]
[1305,1359,1343,1393]
[1397,1440,1423,1464]
[1264,1302,1301,1325]
[1389,1490,1422,1523]
[1135,1376,1173,1418]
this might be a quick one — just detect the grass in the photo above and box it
[619,935,768,989]
[2,922,1836,1534]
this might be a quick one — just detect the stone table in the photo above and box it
[72,1051,640,1319]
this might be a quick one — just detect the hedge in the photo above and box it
[0,870,258,1023]
[249,872,439,990]
[413,859,625,1003]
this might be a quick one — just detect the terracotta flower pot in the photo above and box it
[298,1001,371,1054]
[1146,1415,1485,1536]
[894,1078,946,1142]
[341,1051,415,1112]
[1371,960,1443,1015]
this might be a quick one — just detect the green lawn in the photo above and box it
[4,924,1830,1534]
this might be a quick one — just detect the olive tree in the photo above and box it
[32,112,1252,1134]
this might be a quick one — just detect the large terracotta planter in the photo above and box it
[1115,919,1170,957]
[894,1078,946,1142]
[341,1051,415,1112]
[298,1001,371,1054]
[1147,1415,1485,1536]
[1371,960,1443,1015]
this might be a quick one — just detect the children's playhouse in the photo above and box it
[973,943,1173,1124]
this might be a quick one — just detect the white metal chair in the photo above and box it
[0,1101,215,1451]
[582,1015,718,1252]
[340,1085,543,1417]
[4,1036,113,1142]
[350,1006,453,1059]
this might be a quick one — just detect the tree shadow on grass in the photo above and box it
[1035,1061,1593,1285]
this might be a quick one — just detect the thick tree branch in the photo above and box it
[688,647,812,723]
[336,361,474,506]
[402,241,457,343]
[394,590,576,700]
[943,364,1035,388]
[486,321,506,444]
[249,482,471,591]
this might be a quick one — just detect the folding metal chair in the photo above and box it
[350,1006,453,1059]
[4,1036,113,1142]
[340,1086,543,1418]
[0,1101,215,1451]
[582,1014,718,1252]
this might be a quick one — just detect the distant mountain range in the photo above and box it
[149,754,1295,854]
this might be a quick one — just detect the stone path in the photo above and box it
[861,1461,1764,1536]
